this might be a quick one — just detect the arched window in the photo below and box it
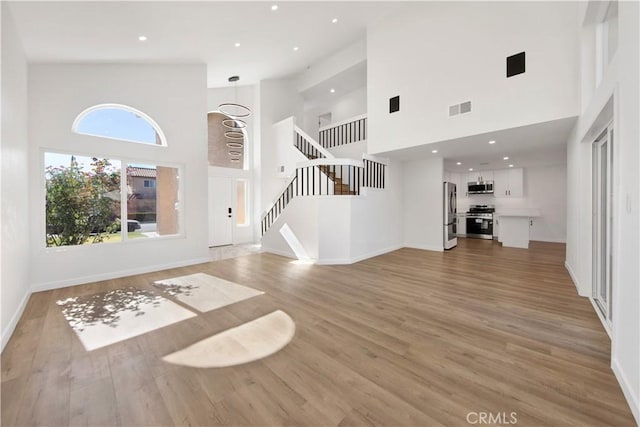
[72,104,167,146]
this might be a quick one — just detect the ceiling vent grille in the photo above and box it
[448,100,472,117]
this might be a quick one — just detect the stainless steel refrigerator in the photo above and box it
[443,182,457,250]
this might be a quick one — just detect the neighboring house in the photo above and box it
[127,166,157,222]
[127,166,157,200]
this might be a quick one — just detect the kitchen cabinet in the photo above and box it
[466,170,493,183]
[494,168,523,198]
[456,214,466,236]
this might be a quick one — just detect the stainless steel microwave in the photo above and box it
[467,181,494,194]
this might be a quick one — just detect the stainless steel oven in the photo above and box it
[465,205,495,239]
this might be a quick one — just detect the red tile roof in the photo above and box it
[128,167,156,178]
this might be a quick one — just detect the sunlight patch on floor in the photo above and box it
[57,287,196,351]
[152,273,263,313]
[162,310,295,368]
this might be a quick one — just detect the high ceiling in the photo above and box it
[7,1,402,88]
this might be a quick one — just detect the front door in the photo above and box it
[209,177,233,247]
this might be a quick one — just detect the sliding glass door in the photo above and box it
[592,125,613,325]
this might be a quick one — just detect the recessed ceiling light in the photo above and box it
[509,164,514,168]
[293,46,299,51]
[432,149,438,154]
[503,156,509,160]
[330,88,335,93]
[271,4,278,11]
[456,162,462,165]
[332,18,338,24]
[234,42,241,47]
[469,168,474,171]
[488,140,496,144]
[138,35,147,41]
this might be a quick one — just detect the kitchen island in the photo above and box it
[496,209,541,249]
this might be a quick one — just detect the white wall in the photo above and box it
[565,1,639,421]
[28,64,209,290]
[303,86,367,138]
[1,4,31,348]
[350,160,403,260]
[611,1,639,420]
[260,196,319,260]
[456,164,567,243]
[403,157,444,251]
[258,78,304,213]
[367,1,581,155]
[296,39,366,93]
[207,85,257,244]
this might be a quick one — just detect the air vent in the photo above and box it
[448,100,472,117]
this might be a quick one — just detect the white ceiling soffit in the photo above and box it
[379,116,577,170]
[7,1,401,88]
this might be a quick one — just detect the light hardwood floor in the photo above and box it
[1,238,635,426]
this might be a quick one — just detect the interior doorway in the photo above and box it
[318,112,332,128]
[592,124,614,326]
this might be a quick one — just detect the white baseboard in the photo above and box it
[531,237,567,243]
[315,244,403,265]
[1,290,31,352]
[564,260,588,297]
[612,357,640,425]
[403,243,444,252]
[261,247,297,260]
[30,256,212,293]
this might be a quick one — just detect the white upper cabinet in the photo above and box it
[494,168,524,197]
[493,169,509,197]
[466,170,493,183]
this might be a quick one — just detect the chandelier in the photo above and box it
[218,76,250,164]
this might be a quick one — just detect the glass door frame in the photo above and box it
[592,124,614,326]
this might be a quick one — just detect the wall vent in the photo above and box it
[448,100,472,117]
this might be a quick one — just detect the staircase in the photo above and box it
[261,116,385,236]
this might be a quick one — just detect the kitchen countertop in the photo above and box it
[495,209,541,217]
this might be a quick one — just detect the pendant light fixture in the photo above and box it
[219,75,251,119]
[218,75,249,167]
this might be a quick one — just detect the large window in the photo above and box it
[72,104,167,146]
[45,153,181,247]
[45,153,122,246]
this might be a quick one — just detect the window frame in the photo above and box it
[41,148,185,251]
[72,103,168,147]
[235,178,250,227]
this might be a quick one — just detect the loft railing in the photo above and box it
[261,157,387,236]
[318,114,367,149]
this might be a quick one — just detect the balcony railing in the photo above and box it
[318,114,367,149]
